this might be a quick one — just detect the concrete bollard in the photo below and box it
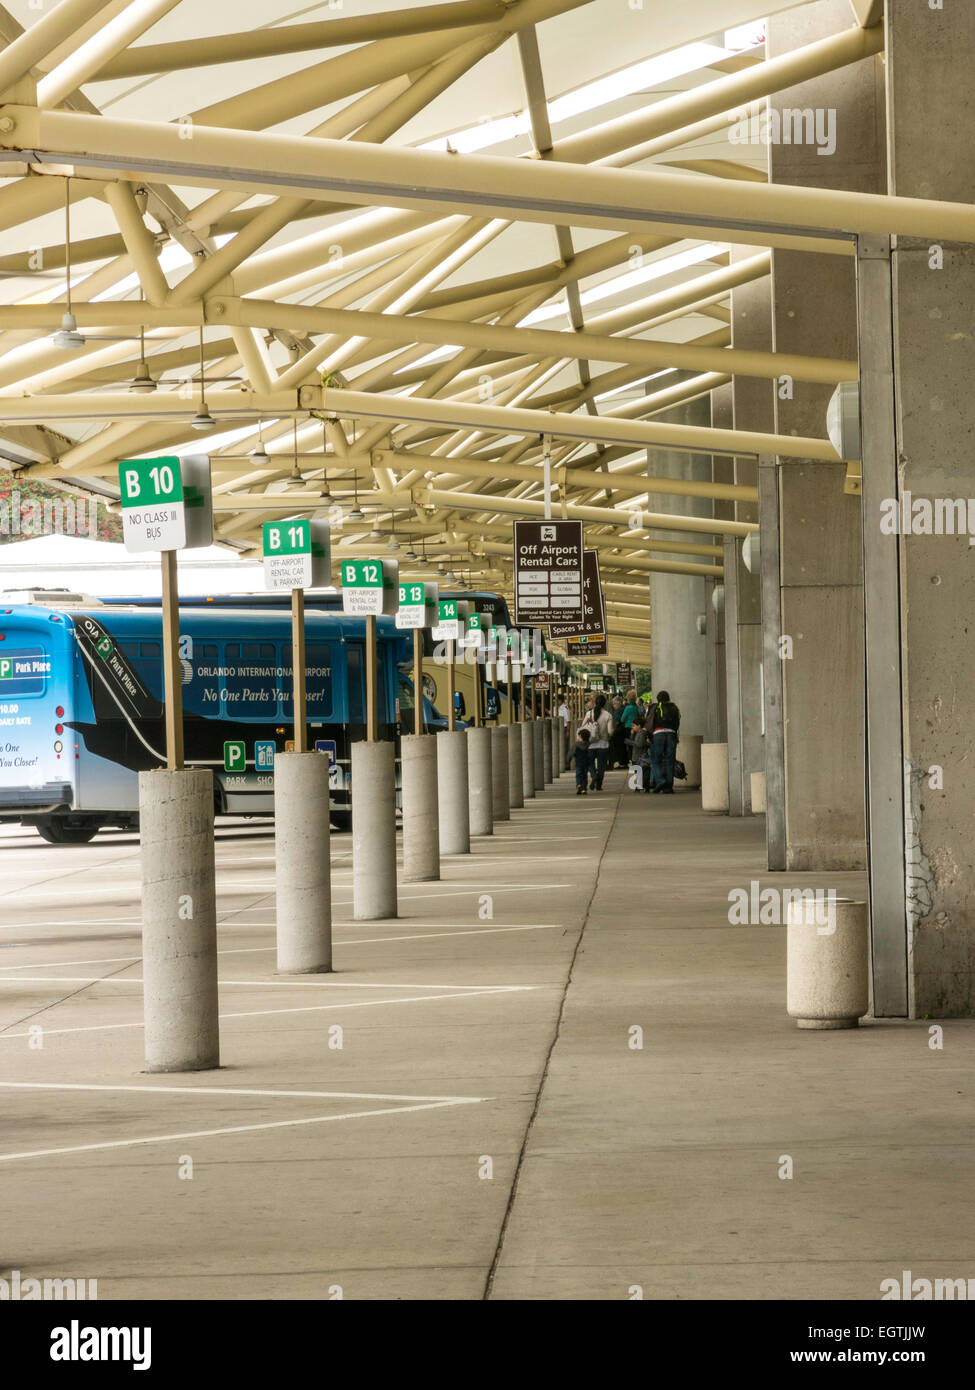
[401,734,440,882]
[521,720,535,800]
[787,898,869,1029]
[701,742,729,812]
[274,752,332,974]
[437,729,470,855]
[542,717,553,784]
[533,716,545,791]
[140,768,219,1073]
[551,715,563,779]
[750,770,767,814]
[491,725,510,822]
[679,733,703,789]
[467,725,493,836]
[352,740,397,919]
[507,722,524,809]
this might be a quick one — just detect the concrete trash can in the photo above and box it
[787,897,869,1029]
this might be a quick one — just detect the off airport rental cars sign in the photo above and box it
[513,520,584,626]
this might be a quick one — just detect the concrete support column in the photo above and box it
[506,721,524,810]
[541,717,553,784]
[532,716,545,791]
[467,725,493,837]
[767,0,878,870]
[351,740,397,919]
[647,395,711,736]
[139,768,219,1073]
[437,729,470,855]
[860,0,975,1015]
[401,734,439,882]
[491,725,510,822]
[551,715,563,779]
[274,752,332,974]
[521,719,535,800]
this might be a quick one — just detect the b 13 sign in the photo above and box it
[396,581,438,630]
[118,455,213,552]
[262,518,331,590]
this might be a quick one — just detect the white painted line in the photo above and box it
[0,985,537,1041]
[0,975,527,992]
[0,925,565,972]
[0,1098,485,1166]
[0,1080,479,1103]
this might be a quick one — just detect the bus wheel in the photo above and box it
[330,811,352,833]
[36,821,99,845]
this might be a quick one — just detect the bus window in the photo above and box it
[224,641,278,717]
[118,639,161,696]
[281,643,333,719]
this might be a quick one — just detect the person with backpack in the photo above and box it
[579,691,614,791]
[625,713,650,792]
[648,689,681,794]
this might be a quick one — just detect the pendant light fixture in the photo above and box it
[190,326,215,430]
[52,177,84,351]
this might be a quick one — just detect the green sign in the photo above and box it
[432,597,466,641]
[95,635,114,659]
[118,454,213,553]
[340,558,399,615]
[0,657,11,680]
[462,611,485,648]
[263,518,330,590]
[223,740,246,772]
[395,581,438,631]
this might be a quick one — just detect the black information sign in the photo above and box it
[568,633,609,657]
[616,662,634,688]
[513,519,584,626]
[548,548,604,640]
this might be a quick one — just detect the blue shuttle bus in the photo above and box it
[0,592,438,843]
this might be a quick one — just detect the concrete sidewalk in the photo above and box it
[489,790,975,1300]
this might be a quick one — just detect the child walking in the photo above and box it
[574,727,592,796]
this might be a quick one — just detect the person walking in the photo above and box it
[557,691,572,770]
[614,687,639,767]
[580,691,614,790]
[648,689,681,793]
[573,727,592,795]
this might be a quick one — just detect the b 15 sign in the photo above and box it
[262,518,331,590]
[118,455,213,552]
[396,581,438,630]
[340,558,399,615]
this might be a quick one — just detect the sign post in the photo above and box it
[462,611,485,727]
[433,598,467,733]
[263,516,333,975]
[396,581,438,734]
[119,453,219,1074]
[341,558,399,919]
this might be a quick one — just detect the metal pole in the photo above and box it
[160,549,183,771]
[413,627,425,734]
[365,613,378,742]
[291,586,307,753]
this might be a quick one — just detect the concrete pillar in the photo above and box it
[437,729,470,855]
[139,768,219,1073]
[401,734,439,882]
[506,721,524,810]
[647,395,711,736]
[532,716,545,791]
[766,0,878,870]
[750,771,767,816]
[351,740,397,919]
[274,752,332,974]
[541,717,553,784]
[491,725,510,822]
[467,725,493,837]
[551,714,563,778]
[787,899,869,1030]
[701,743,729,813]
[679,733,702,789]
[521,719,535,800]
[861,0,975,1015]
